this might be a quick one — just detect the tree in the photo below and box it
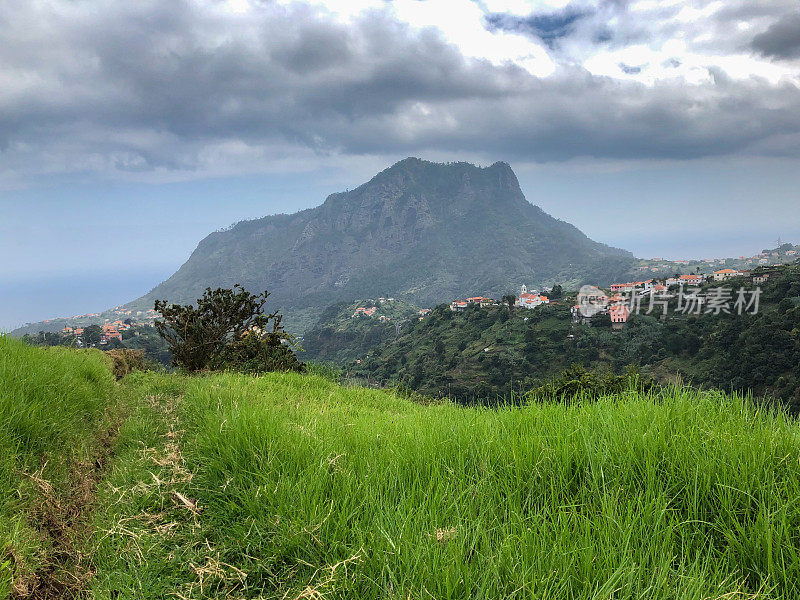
[82,325,102,346]
[154,285,303,373]
[502,294,516,308]
[550,285,563,300]
[22,331,76,347]
[590,313,611,328]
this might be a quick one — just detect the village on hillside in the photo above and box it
[346,262,795,335]
[52,307,159,347]
[573,264,789,329]
[351,297,431,322]
[443,263,792,331]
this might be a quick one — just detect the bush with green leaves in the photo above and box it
[527,364,657,403]
[154,285,303,374]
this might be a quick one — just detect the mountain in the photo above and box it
[127,158,634,332]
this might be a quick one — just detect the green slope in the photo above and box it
[0,337,116,597]
[3,339,800,598]
[88,371,800,599]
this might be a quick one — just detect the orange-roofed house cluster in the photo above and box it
[350,297,420,322]
[450,285,553,312]
[450,296,496,312]
[59,315,157,347]
[516,284,550,309]
[587,266,766,330]
[352,306,378,317]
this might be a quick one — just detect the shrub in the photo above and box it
[527,364,656,403]
[218,330,304,374]
[154,285,303,374]
[106,348,156,379]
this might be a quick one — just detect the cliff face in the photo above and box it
[130,158,634,329]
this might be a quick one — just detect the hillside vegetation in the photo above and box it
[303,298,421,363]
[4,336,800,599]
[359,264,800,408]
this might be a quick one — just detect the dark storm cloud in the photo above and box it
[752,12,800,60]
[1,0,800,182]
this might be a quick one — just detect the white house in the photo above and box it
[516,293,550,309]
[679,274,705,286]
[450,301,468,312]
[713,269,744,282]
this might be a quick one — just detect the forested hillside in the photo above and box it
[302,298,422,363]
[358,264,800,408]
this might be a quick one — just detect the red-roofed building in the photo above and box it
[609,304,630,330]
[516,293,550,309]
[679,274,705,286]
[450,301,469,312]
[103,331,123,343]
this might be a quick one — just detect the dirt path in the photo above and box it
[14,416,124,600]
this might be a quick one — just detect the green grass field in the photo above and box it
[3,336,800,599]
[0,336,115,597]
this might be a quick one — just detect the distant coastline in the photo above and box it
[0,266,175,332]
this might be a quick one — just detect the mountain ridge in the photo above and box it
[10,158,637,336]
[126,157,635,331]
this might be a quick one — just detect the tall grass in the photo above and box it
[0,335,114,596]
[91,371,800,599]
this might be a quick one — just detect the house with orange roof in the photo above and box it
[102,331,123,343]
[516,293,550,309]
[466,296,495,306]
[450,301,469,312]
[713,268,744,282]
[679,274,705,286]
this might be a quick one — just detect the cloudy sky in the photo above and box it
[2,0,800,328]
